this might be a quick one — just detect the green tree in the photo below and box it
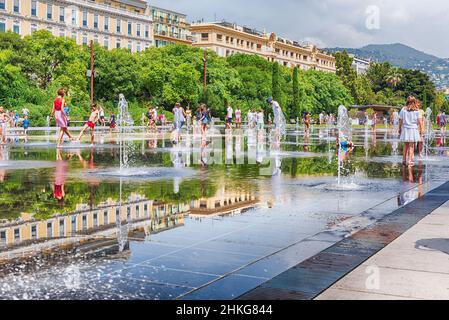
[292,66,300,117]
[272,62,282,103]
[385,68,403,88]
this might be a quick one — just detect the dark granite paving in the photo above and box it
[238,181,449,300]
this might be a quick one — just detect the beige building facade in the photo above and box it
[0,194,188,249]
[0,0,153,52]
[149,5,192,47]
[191,22,336,72]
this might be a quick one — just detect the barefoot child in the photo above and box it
[109,112,116,134]
[22,115,30,136]
[78,104,100,145]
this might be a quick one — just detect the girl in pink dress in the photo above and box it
[50,88,74,148]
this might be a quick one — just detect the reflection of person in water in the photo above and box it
[148,132,158,150]
[398,161,424,206]
[200,138,210,167]
[53,148,68,205]
[304,131,310,152]
[0,145,8,182]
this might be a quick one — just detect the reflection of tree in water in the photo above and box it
[0,169,218,221]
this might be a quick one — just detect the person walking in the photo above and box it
[266,98,286,135]
[185,106,192,130]
[235,106,242,129]
[440,111,447,135]
[226,105,233,130]
[99,106,106,126]
[399,96,424,166]
[304,112,311,133]
[50,88,74,148]
[0,106,11,144]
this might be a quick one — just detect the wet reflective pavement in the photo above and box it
[0,126,449,300]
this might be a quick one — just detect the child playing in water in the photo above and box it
[337,133,355,152]
[22,115,30,136]
[109,112,116,134]
[257,109,265,130]
[77,104,100,145]
[0,106,11,144]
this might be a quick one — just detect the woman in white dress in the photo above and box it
[399,96,424,166]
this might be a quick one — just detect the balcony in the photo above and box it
[152,16,189,28]
[154,30,192,42]
[62,0,150,21]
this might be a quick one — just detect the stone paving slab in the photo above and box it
[317,200,449,300]
[238,182,449,300]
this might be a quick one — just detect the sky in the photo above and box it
[148,0,449,58]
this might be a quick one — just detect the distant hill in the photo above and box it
[326,43,449,89]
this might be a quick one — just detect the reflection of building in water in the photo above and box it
[0,194,188,259]
[189,186,258,218]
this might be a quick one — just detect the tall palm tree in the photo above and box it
[385,69,403,88]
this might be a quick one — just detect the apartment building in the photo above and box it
[349,54,371,75]
[0,0,153,52]
[149,5,192,47]
[191,22,336,72]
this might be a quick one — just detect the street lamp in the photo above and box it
[203,49,207,92]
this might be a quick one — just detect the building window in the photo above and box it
[104,210,109,224]
[13,23,20,34]
[128,22,132,35]
[201,33,209,41]
[93,213,98,228]
[82,35,88,45]
[31,225,37,239]
[31,0,37,16]
[59,28,65,37]
[116,19,121,33]
[71,31,76,41]
[93,14,98,29]
[115,207,120,222]
[145,25,149,38]
[0,20,5,33]
[59,219,65,237]
[137,43,141,52]
[71,216,76,233]
[136,24,141,37]
[14,228,20,242]
[59,6,65,22]
[71,9,77,26]
[13,0,19,13]
[0,230,6,246]
[31,24,37,34]
[116,40,121,48]
[47,222,53,238]
[0,0,5,10]
[82,215,87,230]
[104,16,109,31]
[47,4,52,20]
[83,11,88,27]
